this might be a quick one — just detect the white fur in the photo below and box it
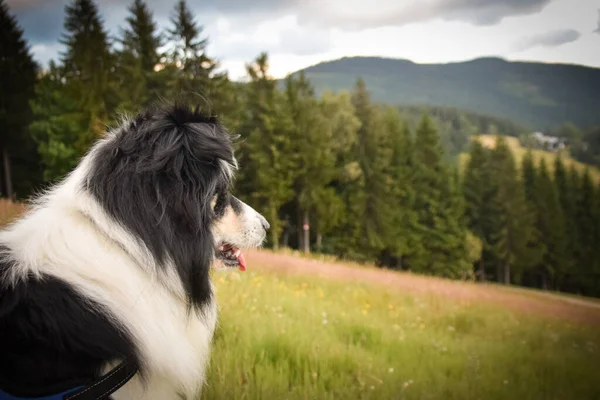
[0,141,265,399]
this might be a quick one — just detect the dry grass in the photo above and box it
[459,135,600,183]
[0,199,27,227]
[206,253,600,399]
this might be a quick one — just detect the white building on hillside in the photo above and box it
[531,131,566,152]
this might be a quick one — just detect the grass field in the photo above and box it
[2,201,600,399]
[459,135,600,183]
[205,251,600,400]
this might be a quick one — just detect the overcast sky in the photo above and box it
[7,0,600,80]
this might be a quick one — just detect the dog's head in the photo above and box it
[84,104,268,308]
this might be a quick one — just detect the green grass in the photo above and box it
[2,202,599,399]
[205,270,600,399]
[459,135,600,183]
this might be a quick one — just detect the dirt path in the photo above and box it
[245,249,600,326]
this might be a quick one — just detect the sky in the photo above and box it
[7,0,600,80]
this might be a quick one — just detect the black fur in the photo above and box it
[0,247,138,397]
[86,104,236,309]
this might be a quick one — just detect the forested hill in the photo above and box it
[293,56,600,130]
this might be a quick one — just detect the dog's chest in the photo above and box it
[113,295,218,400]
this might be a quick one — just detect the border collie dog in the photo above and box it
[0,105,269,399]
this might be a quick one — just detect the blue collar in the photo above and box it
[0,387,83,400]
[0,358,137,400]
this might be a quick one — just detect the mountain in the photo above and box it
[292,56,600,130]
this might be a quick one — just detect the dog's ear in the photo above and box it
[86,105,236,309]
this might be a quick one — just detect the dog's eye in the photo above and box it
[212,190,230,217]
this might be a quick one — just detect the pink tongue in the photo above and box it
[237,252,247,272]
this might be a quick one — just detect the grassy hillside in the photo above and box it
[459,135,600,183]
[295,56,600,129]
[1,202,599,399]
[206,260,600,399]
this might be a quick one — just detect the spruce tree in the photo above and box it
[595,182,600,296]
[166,0,226,104]
[331,78,370,260]
[438,164,471,278]
[285,72,334,253]
[554,156,577,289]
[30,62,84,181]
[0,0,40,198]
[463,139,493,280]
[350,78,393,261]
[168,0,206,67]
[317,91,360,255]
[61,0,115,119]
[383,108,422,269]
[31,0,115,181]
[117,0,162,109]
[574,169,599,295]
[486,136,531,284]
[122,0,161,72]
[237,53,296,249]
[411,115,469,277]
[534,159,568,289]
[519,150,545,285]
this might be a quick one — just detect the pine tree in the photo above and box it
[60,0,116,120]
[554,156,577,289]
[574,169,599,295]
[520,150,545,285]
[411,115,469,277]
[439,165,471,278]
[330,78,368,260]
[31,0,115,181]
[166,0,225,104]
[594,181,600,296]
[237,53,296,249]
[0,0,40,198]
[534,159,568,289]
[117,0,162,110]
[486,136,531,284]
[463,139,494,280]
[317,91,360,254]
[285,72,334,253]
[350,78,393,261]
[29,62,83,181]
[383,108,422,269]
[168,0,206,67]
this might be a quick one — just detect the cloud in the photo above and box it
[595,9,600,34]
[30,42,64,66]
[6,0,51,12]
[8,0,555,47]
[512,29,581,52]
[297,0,553,30]
[8,0,68,44]
[208,16,331,61]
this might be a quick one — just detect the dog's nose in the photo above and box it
[260,215,270,231]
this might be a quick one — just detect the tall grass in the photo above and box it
[205,270,600,399]
[2,199,598,399]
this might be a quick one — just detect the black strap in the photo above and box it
[64,358,138,400]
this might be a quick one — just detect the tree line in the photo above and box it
[464,139,600,296]
[2,0,600,297]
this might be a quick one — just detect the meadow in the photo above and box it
[459,135,600,183]
[205,253,600,400]
[2,201,599,400]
